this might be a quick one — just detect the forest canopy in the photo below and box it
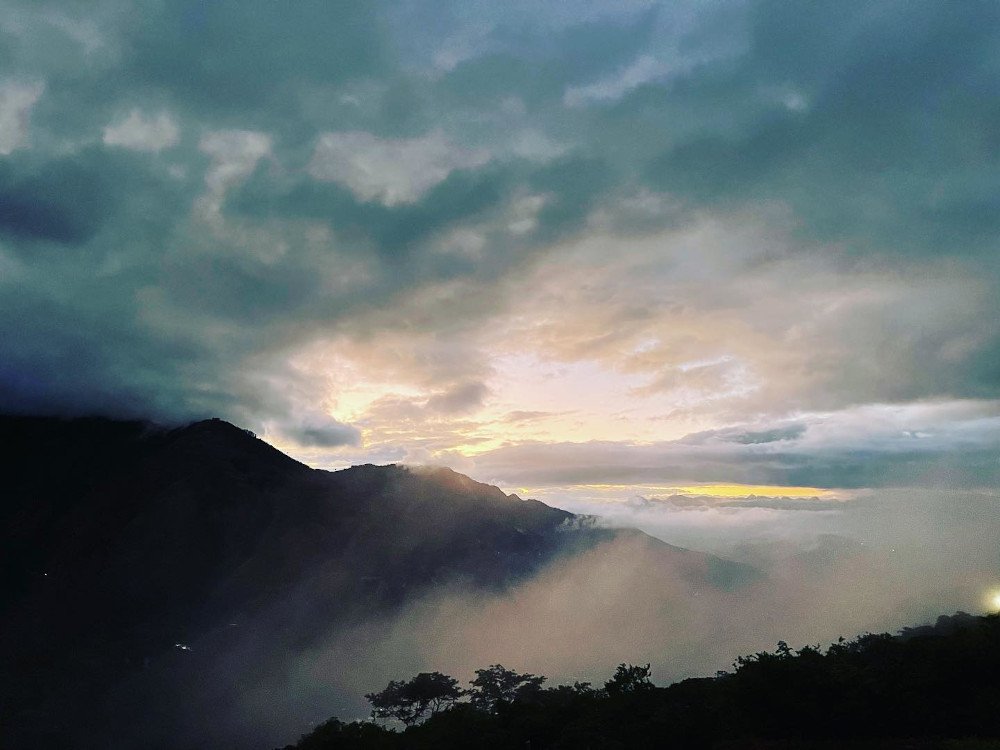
[279,612,1000,749]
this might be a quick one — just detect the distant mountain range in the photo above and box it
[0,415,758,749]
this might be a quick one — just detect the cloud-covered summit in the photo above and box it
[0,1,997,488]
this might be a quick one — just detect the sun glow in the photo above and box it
[671,484,835,498]
[508,482,842,507]
[986,590,1000,613]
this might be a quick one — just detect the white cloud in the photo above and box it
[564,54,674,107]
[308,130,490,206]
[197,129,272,219]
[103,109,180,152]
[0,80,43,155]
[463,399,1000,490]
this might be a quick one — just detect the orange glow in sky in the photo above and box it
[670,484,834,498]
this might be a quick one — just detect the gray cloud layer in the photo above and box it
[0,1,998,463]
[474,401,1000,490]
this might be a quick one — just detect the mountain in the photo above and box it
[0,415,758,749]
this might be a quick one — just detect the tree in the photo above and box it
[290,718,395,750]
[365,671,464,725]
[604,663,654,695]
[468,664,546,713]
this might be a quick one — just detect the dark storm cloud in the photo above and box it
[220,147,623,357]
[0,286,213,419]
[230,160,514,266]
[282,418,361,449]
[639,0,1000,255]
[0,0,998,450]
[0,146,189,247]
[128,1,387,115]
[0,157,107,243]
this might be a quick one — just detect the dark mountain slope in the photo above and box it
[0,414,756,749]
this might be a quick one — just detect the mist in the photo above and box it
[192,488,1000,748]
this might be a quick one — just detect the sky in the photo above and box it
[1,0,999,510]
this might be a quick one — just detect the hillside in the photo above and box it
[0,414,757,749]
[281,612,1000,749]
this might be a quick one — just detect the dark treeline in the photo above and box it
[279,612,1000,749]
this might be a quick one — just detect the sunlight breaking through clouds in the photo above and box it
[0,0,997,504]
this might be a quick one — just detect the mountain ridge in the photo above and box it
[0,413,759,749]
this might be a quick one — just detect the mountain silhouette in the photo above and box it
[0,414,758,748]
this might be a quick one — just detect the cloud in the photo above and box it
[425,381,490,414]
[680,424,808,445]
[0,79,43,154]
[636,1,1000,257]
[503,410,559,423]
[482,213,999,419]
[125,0,387,117]
[470,400,1000,490]
[564,54,675,107]
[0,144,194,250]
[628,494,845,512]
[278,414,361,449]
[308,130,490,206]
[0,0,996,487]
[103,109,179,152]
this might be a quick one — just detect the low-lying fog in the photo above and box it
[202,487,1000,748]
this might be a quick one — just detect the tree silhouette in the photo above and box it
[468,664,546,713]
[365,671,464,725]
[604,663,653,695]
[287,612,1000,749]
